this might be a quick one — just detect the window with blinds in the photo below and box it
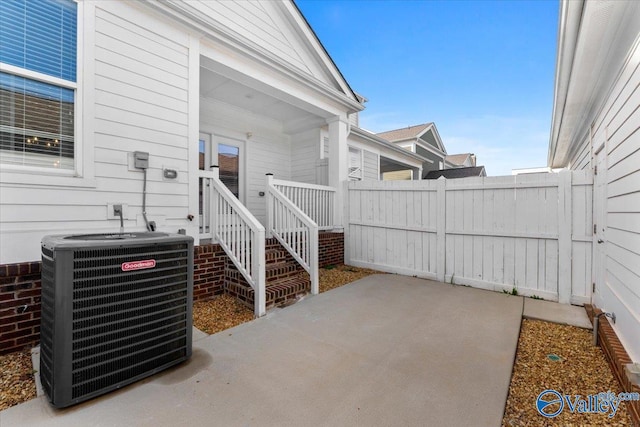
[0,0,77,170]
[348,146,363,181]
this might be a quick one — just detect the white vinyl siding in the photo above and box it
[591,39,640,361]
[569,133,591,170]
[363,149,378,181]
[0,2,193,263]
[290,128,320,185]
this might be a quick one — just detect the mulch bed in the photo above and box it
[502,319,633,426]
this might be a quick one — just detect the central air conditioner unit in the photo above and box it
[40,232,194,408]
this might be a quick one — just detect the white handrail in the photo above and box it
[208,168,265,317]
[266,175,319,295]
[271,178,336,230]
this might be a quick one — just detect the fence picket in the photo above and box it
[345,172,593,302]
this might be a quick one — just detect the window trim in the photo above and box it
[0,0,95,187]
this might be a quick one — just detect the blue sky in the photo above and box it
[296,0,559,176]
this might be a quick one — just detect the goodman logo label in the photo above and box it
[121,259,156,272]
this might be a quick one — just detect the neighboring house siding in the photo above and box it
[416,145,442,173]
[291,129,320,184]
[592,40,640,361]
[363,149,378,180]
[0,2,192,264]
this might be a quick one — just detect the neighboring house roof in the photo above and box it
[424,166,486,179]
[350,126,431,164]
[377,122,447,155]
[446,153,476,167]
[376,123,432,142]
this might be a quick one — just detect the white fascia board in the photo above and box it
[548,0,584,167]
[415,140,446,158]
[142,1,363,115]
[279,1,359,104]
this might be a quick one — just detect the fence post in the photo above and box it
[343,180,350,265]
[436,178,446,283]
[558,170,572,304]
[254,227,266,317]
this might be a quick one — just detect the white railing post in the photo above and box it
[254,227,266,316]
[266,173,274,237]
[310,225,319,294]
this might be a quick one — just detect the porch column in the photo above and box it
[327,116,349,228]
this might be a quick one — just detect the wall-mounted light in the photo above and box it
[246,132,253,139]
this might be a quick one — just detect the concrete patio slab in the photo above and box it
[523,298,592,329]
[1,275,523,427]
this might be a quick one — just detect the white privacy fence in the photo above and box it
[345,171,593,304]
[271,178,336,230]
[266,175,319,294]
[209,169,266,317]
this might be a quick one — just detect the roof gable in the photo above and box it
[153,0,358,104]
[377,123,446,153]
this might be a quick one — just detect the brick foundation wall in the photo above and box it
[0,234,345,355]
[585,304,640,426]
[319,232,344,267]
[193,244,226,302]
[0,262,42,355]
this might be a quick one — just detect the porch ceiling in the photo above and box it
[200,67,322,131]
[380,156,417,173]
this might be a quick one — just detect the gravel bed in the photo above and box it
[0,349,36,411]
[193,294,254,335]
[502,319,633,426]
[319,264,382,293]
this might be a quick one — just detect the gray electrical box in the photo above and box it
[133,151,149,169]
[40,232,193,408]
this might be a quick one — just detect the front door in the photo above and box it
[198,132,245,239]
[592,145,607,300]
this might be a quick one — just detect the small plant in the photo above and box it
[323,264,336,270]
[449,274,455,285]
[503,286,518,296]
[530,295,543,300]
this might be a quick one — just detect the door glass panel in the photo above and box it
[219,143,239,198]
[199,139,205,171]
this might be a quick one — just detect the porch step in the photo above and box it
[224,272,311,310]
[223,238,311,310]
[225,260,303,281]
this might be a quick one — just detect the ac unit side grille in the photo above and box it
[73,318,186,355]
[72,306,186,342]
[72,329,187,371]
[72,349,186,400]
[40,233,193,408]
[72,339,186,388]
[72,282,187,311]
